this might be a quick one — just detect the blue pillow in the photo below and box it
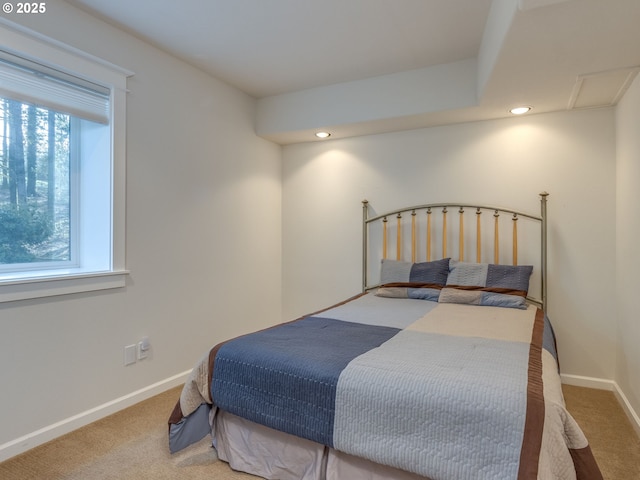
[376,258,450,301]
[438,260,533,309]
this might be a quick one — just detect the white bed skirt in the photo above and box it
[211,409,429,480]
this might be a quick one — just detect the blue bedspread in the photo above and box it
[211,316,400,446]
[169,294,601,480]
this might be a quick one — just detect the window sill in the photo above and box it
[0,270,129,303]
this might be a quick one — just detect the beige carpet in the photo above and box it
[1,385,638,479]
[0,387,256,480]
[562,384,640,480]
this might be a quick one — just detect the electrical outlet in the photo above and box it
[124,344,137,366]
[137,337,150,360]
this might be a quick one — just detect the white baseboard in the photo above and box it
[561,374,640,438]
[0,370,191,463]
[560,373,616,391]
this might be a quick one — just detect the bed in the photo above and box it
[168,193,603,480]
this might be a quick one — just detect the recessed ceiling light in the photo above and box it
[509,106,532,115]
[315,131,331,139]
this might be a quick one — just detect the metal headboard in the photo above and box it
[362,193,548,311]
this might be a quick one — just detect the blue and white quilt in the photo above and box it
[169,293,602,480]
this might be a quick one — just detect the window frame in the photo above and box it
[0,19,132,303]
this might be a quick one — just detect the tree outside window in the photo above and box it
[0,98,71,265]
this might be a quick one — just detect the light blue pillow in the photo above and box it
[376,258,450,301]
[438,260,533,309]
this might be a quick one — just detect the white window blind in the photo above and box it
[0,49,110,124]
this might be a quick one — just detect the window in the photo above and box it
[0,20,132,302]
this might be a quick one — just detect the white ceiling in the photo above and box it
[65,0,640,144]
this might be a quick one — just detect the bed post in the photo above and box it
[362,200,369,292]
[540,192,549,311]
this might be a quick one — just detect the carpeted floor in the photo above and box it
[0,387,252,480]
[562,384,640,480]
[1,384,638,479]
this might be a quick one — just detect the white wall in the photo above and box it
[616,74,640,420]
[282,108,617,382]
[0,0,282,456]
